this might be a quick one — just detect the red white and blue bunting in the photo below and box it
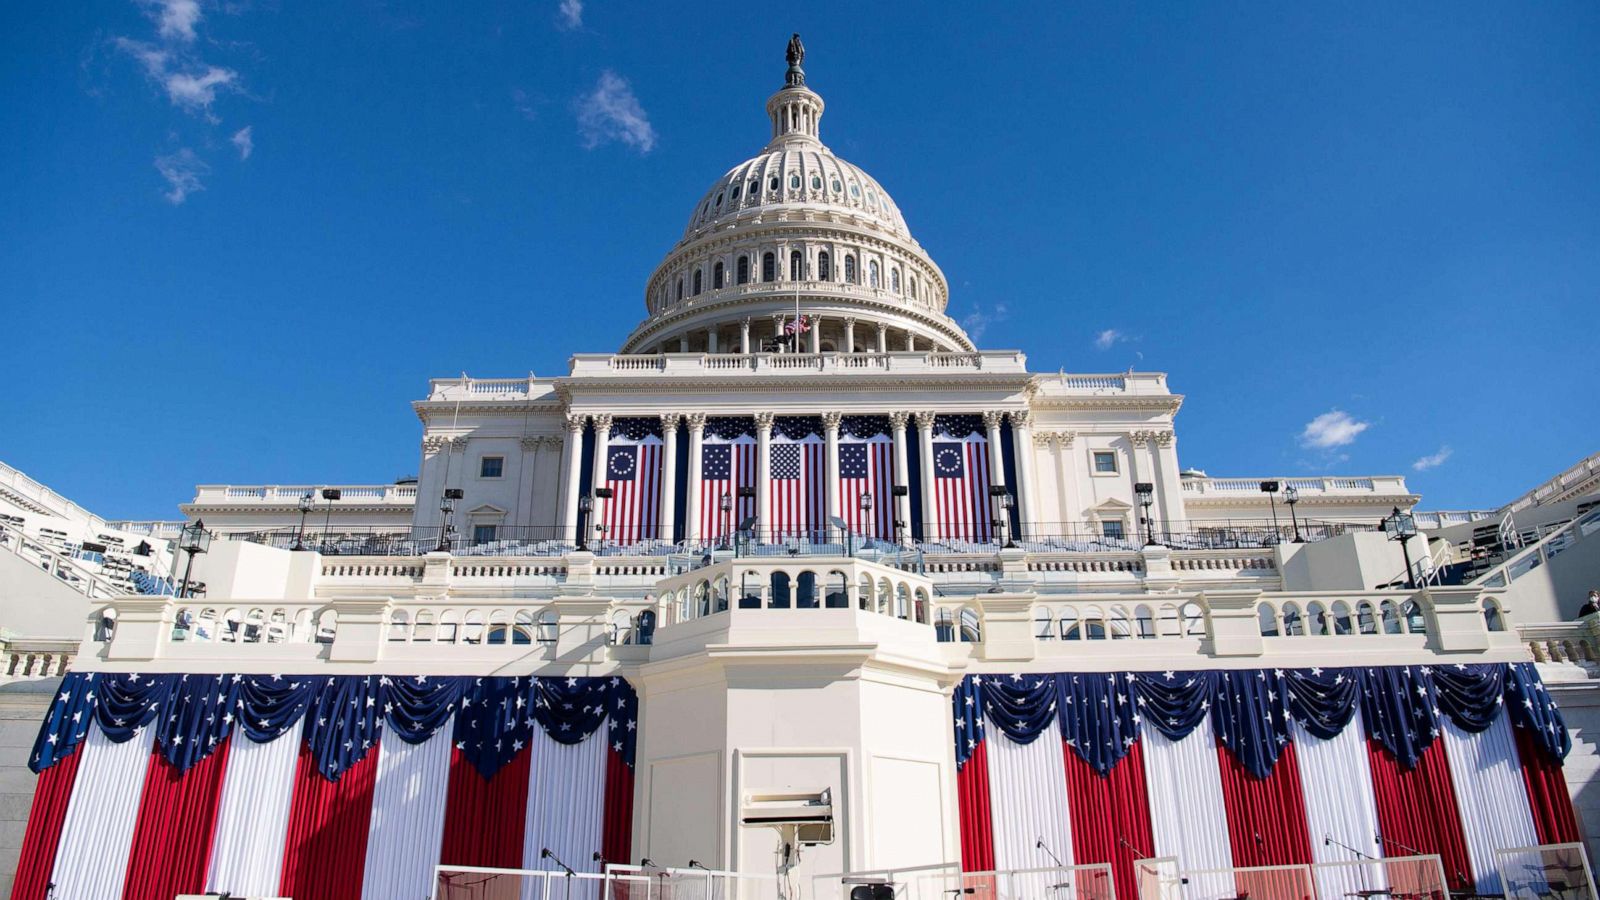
[954,663,1576,900]
[13,672,637,900]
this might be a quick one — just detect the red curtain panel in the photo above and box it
[1515,725,1581,844]
[9,747,83,900]
[278,742,380,900]
[1365,737,1475,892]
[439,747,534,870]
[1216,740,1314,900]
[1063,739,1155,900]
[120,742,232,900]
[957,739,996,874]
[601,747,635,867]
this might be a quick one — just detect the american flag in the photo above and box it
[603,418,663,546]
[839,439,895,540]
[769,439,825,541]
[783,315,811,335]
[699,433,756,543]
[933,435,993,543]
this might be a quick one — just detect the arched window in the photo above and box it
[790,250,804,281]
[692,269,702,295]
[868,260,880,288]
[769,572,792,608]
[713,261,725,290]
[959,608,981,643]
[910,276,919,300]
[818,251,831,281]
[935,608,955,643]
[762,252,776,282]
[675,278,683,301]
[1483,598,1505,632]
[891,268,901,294]
[736,256,750,285]
[844,255,857,284]
[1033,607,1054,640]
[537,610,558,644]
[1258,603,1278,636]
[797,571,818,608]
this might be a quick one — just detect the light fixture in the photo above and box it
[1283,484,1305,543]
[1383,506,1419,589]
[292,492,315,551]
[177,519,212,599]
[1133,482,1157,546]
[319,488,341,555]
[1259,480,1282,545]
[577,495,593,551]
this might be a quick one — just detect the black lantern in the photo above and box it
[1283,484,1305,543]
[1383,506,1419,589]
[177,519,212,599]
[1259,480,1282,544]
[577,494,593,551]
[1134,482,1158,546]
[292,492,315,551]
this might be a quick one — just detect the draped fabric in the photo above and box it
[1291,712,1384,900]
[360,722,454,900]
[279,741,381,900]
[522,727,609,900]
[9,740,81,900]
[1506,662,1571,762]
[1217,739,1313,867]
[1365,738,1475,892]
[120,739,232,900]
[48,724,155,900]
[440,747,533,869]
[985,729,1075,897]
[1212,670,1293,779]
[1063,738,1153,900]
[956,740,996,872]
[1515,723,1581,844]
[1441,715,1541,894]
[930,415,994,544]
[206,728,301,896]
[1141,728,1235,899]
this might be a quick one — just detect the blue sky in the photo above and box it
[2,2,1597,520]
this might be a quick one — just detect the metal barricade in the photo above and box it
[604,863,778,900]
[431,864,653,900]
[1497,842,1597,900]
[1134,854,1448,900]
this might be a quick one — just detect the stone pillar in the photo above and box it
[755,412,774,541]
[809,315,821,354]
[559,413,585,543]
[823,411,842,526]
[983,411,1007,535]
[683,414,706,544]
[876,323,889,354]
[518,435,543,530]
[1009,410,1036,539]
[740,318,752,355]
[659,413,681,543]
[843,317,857,354]
[890,411,912,544]
[1153,431,1182,529]
[773,315,786,352]
[590,414,614,544]
[905,331,916,351]
[678,335,689,353]
[1055,432,1080,534]
[707,328,719,354]
[915,411,938,541]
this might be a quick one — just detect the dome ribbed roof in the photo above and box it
[681,148,910,242]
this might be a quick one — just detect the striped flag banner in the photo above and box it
[933,414,993,543]
[769,438,825,541]
[700,417,756,544]
[838,414,896,541]
[603,418,664,547]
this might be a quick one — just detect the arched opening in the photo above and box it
[958,608,981,643]
[769,571,792,608]
[1330,601,1353,636]
[1306,601,1328,636]
[462,610,484,644]
[1134,604,1156,639]
[1059,607,1081,640]
[676,278,683,301]
[1182,602,1206,637]
[692,269,702,295]
[891,267,901,293]
[1257,602,1278,637]
[868,260,880,288]
[695,581,710,617]
[714,576,730,613]
[1380,600,1402,634]
[740,570,763,608]
[610,609,633,645]
[513,610,534,644]
[737,256,750,285]
[797,571,818,609]
[790,250,804,281]
[1357,601,1378,634]
[1483,598,1506,632]
[414,610,436,642]
[1282,602,1304,636]
[895,583,911,619]
[1033,606,1053,640]
[762,252,776,282]
[439,610,460,643]
[825,571,848,608]
[1402,600,1428,634]
[935,608,955,643]
[818,251,832,281]
[487,610,508,645]
[713,261,725,290]
[844,255,857,284]
[857,573,873,610]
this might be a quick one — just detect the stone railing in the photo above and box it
[566,350,1030,379]
[1181,475,1412,496]
[1,638,78,681]
[1519,620,1600,665]
[1505,451,1600,514]
[190,483,420,505]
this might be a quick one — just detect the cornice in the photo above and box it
[1184,494,1422,509]
[1030,395,1185,414]
[625,290,971,353]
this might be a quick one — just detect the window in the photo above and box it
[731,185,740,201]
[472,524,497,545]
[910,276,918,300]
[769,177,779,192]
[817,251,831,281]
[891,268,901,294]
[831,178,841,193]
[789,174,801,190]
[1093,451,1118,474]
[810,175,821,190]
[868,260,880,288]
[713,261,725,289]
[850,183,860,198]
[737,256,750,285]
[844,255,857,284]
[762,252,776,282]
[790,250,804,280]
[714,192,723,207]
[692,269,702,295]
[1101,520,1125,540]
[676,278,683,301]
[480,456,504,478]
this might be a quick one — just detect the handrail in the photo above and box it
[1479,507,1600,589]
[0,519,127,600]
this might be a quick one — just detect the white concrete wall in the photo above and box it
[0,553,92,641]
[1276,532,1414,592]
[0,679,59,900]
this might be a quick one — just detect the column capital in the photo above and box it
[520,436,542,451]
[422,435,448,455]
[821,411,843,431]
[1129,430,1151,448]
[876,321,889,333]
[912,411,937,431]
[888,410,912,431]
[1008,410,1035,430]
[592,413,615,433]
[982,410,1006,431]
[754,411,775,432]
[564,413,586,433]
[542,435,565,449]
[842,316,857,326]
[1154,430,1175,448]
[448,436,469,450]
[685,412,707,432]
[661,412,683,431]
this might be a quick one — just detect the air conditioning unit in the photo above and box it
[740,788,834,845]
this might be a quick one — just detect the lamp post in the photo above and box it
[718,492,733,550]
[292,492,314,551]
[998,491,1016,548]
[1383,506,1419,590]
[1134,482,1158,546]
[737,485,757,544]
[593,487,614,552]
[1284,484,1305,543]
[1259,481,1282,545]
[988,484,1013,548]
[319,488,341,554]
[576,495,593,551]
[177,519,212,599]
[438,488,463,552]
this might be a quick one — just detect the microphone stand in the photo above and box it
[1036,838,1072,895]
[542,848,576,900]
[1324,833,1375,862]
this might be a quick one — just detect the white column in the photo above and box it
[890,411,912,543]
[683,414,706,544]
[707,328,718,353]
[915,411,938,541]
[677,335,689,352]
[659,413,681,543]
[983,412,1007,533]
[1153,431,1183,528]
[773,315,786,352]
[823,411,842,526]
[590,414,613,545]
[1056,432,1081,533]
[905,331,917,351]
[740,318,752,355]
[843,318,857,354]
[559,414,585,544]
[1009,411,1037,539]
[876,323,888,354]
[809,315,822,353]
[755,412,774,542]
[518,436,542,530]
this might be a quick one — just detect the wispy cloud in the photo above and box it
[155,148,208,203]
[1094,328,1125,350]
[575,70,656,153]
[556,0,583,29]
[1413,446,1453,471]
[143,0,202,41]
[1299,409,1370,450]
[512,88,540,122]
[114,37,239,118]
[960,302,1009,341]
[231,125,253,159]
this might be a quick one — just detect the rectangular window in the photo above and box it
[1101,520,1125,540]
[1092,451,1118,474]
[479,456,504,478]
[472,524,497,545]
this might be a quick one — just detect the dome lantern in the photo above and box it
[767,34,824,149]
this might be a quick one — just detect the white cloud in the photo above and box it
[575,70,656,153]
[154,148,208,203]
[231,125,252,159]
[115,37,238,116]
[1299,409,1371,450]
[512,88,539,121]
[557,0,583,29]
[1094,328,1124,350]
[144,0,202,42]
[960,302,1009,341]
[1413,445,1453,471]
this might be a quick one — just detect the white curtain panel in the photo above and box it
[985,733,1075,898]
[521,728,608,900]
[48,722,155,900]
[1442,714,1540,894]
[1292,711,1386,900]
[206,729,301,896]
[1140,727,1234,900]
[361,722,454,900]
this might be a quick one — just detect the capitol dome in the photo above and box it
[621,36,973,356]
